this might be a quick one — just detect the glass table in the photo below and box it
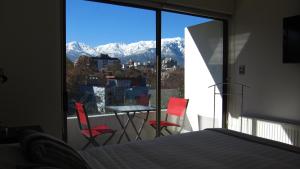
[106,105,156,144]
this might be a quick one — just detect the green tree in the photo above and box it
[66,55,98,99]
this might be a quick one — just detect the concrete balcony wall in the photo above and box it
[67,112,156,149]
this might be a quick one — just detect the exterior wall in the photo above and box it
[93,58,119,70]
[185,21,224,131]
[0,0,63,138]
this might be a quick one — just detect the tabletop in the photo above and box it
[106,105,156,113]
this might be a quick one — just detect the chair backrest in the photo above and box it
[136,94,151,106]
[75,102,90,130]
[166,97,189,117]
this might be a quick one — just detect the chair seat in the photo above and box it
[81,129,102,138]
[149,120,180,127]
[81,125,114,138]
[93,125,114,133]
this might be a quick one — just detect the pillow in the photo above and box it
[20,130,91,169]
[16,163,62,169]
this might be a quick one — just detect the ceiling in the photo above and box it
[89,0,235,19]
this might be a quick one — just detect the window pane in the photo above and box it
[66,0,156,116]
[161,12,223,134]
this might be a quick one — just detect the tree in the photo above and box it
[162,68,184,90]
[107,62,124,78]
[66,57,74,71]
[124,67,142,78]
[66,55,99,99]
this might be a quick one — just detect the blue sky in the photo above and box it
[66,0,210,47]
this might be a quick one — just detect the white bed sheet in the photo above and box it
[79,129,300,169]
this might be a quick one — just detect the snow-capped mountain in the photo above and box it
[66,37,184,65]
[66,42,98,61]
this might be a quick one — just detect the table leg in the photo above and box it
[120,117,131,142]
[114,112,131,143]
[135,110,150,140]
[127,112,140,140]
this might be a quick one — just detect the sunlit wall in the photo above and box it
[185,21,223,131]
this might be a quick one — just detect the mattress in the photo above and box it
[79,129,300,169]
[1,129,300,169]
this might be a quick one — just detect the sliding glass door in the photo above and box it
[160,12,224,135]
[65,0,227,146]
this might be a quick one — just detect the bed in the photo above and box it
[1,128,300,169]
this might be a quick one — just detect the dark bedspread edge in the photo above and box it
[206,128,300,154]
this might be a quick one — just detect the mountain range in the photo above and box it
[66,37,184,65]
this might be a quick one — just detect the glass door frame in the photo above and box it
[62,0,229,141]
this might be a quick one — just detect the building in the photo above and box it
[161,57,177,70]
[91,54,121,71]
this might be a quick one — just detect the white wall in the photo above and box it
[0,0,63,138]
[228,114,300,146]
[185,21,224,131]
[228,0,300,123]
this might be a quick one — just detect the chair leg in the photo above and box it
[91,138,100,147]
[103,131,116,145]
[160,127,165,136]
[165,128,173,135]
[151,125,166,137]
[82,141,91,150]
[150,125,156,138]
[82,137,100,150]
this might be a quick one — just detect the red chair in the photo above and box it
[149,97,189,135]
[75,102,116,150]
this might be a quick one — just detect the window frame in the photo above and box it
[62,0,229,141]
